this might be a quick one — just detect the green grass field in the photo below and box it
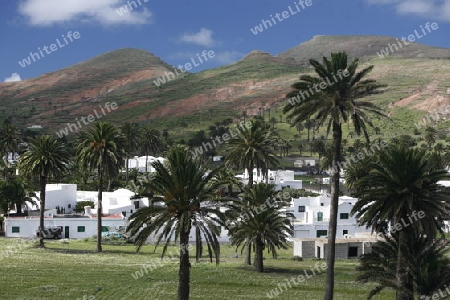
[0,238,395,299]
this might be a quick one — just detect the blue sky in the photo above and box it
[1,0,450,82]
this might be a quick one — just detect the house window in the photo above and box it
[316,230,327,238]
[77,226,86,233]
[317,212,323,222]
[320,203,324,206]
[12,226,20,233]
[298,206,305,212]
[348,246,358,257]
[340,213,349,219]
[102,226,109,232]
[343,230,348,235]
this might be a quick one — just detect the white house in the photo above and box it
[242,168,302,190]
[4,184,143,239]
[127,156,165,173]
[5,214,127,239]
[285,195,370,239]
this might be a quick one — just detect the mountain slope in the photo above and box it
[0,36,449,141]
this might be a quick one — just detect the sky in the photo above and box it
[1,0,450,82]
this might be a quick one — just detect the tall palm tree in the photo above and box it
[225,119,278,265]
[228,183,293,272]
[76,122,125,252]
[140,126,162,173]
[283,52,386,299]
[19,135,70,247]
[1,121,21,180]
[126,145,226,300]
[121,122,140,182]
[225,119,278,188]
[349,145,450,300]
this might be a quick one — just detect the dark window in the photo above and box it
[102,226,109,232]
[12,226,20,233]
[316,230,327,238]
[343,230,348,235]
[317,212,323,221]
[298,206,305,212]
[348,246,358,257]
[340,213,349,219]
[77,226,85,233]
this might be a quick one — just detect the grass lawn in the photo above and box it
[0,238,394,300]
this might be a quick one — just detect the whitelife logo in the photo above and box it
[153,50,215,86]
[377,22,439,58]
[55,102,118,138]
[250,0,313,35]
[18,31,81,68]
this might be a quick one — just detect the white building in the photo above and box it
[127,156,165,173]
[4,184,143,239]
[242,168,302,190]
[5,214,126,239]
[285,195,370,239]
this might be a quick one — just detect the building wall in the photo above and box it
[5,218,126,239]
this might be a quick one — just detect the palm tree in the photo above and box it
[225,119,278,188]
[283,52,386,299]
[19,135,70,247]
[228,183,293,272]
[140,126,162,173]
[357,232,450,299]
[349,145,450,300]
[76,122,125,252]
[0,121,21,180]
[225,119,278,265]
[126,145,226,300]
[424,126,437,150]
[121,123,140,182]
[0,178,36,214]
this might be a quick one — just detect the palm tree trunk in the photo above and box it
[38,175,46,247]
[97,165,103,253]
[254,237,264,272]
[245,242,252,265]
[247,167,253,188]
[178,231,190,300]
[323,122,342,300]
[396,229,413,300]
[125,155,129,183]
[145,153,148,173]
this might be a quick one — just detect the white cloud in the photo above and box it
[215,51,245,64]
[18,0,152,26]
[4,73,22,82]
[366,0,450,22]
[179,28,217,47]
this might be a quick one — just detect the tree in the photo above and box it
[424,126,437,150]
[225,119,278,265]
[227,183,293,272]
[0,121,21,180]
[283,52,386,300]
[349,145,450,300]
[19,135,70,247]
[225,119,278,188]
[126,145,226,300]
[0,178,36,214]
[76,122,125,252]
[140,126,162,173]
[357,232,450,299]
[121,123,140,183]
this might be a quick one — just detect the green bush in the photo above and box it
[291,256,303,261]
[74,201,95,213]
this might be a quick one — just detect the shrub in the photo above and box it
[291,256,303,261]
[74,201,95,213]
